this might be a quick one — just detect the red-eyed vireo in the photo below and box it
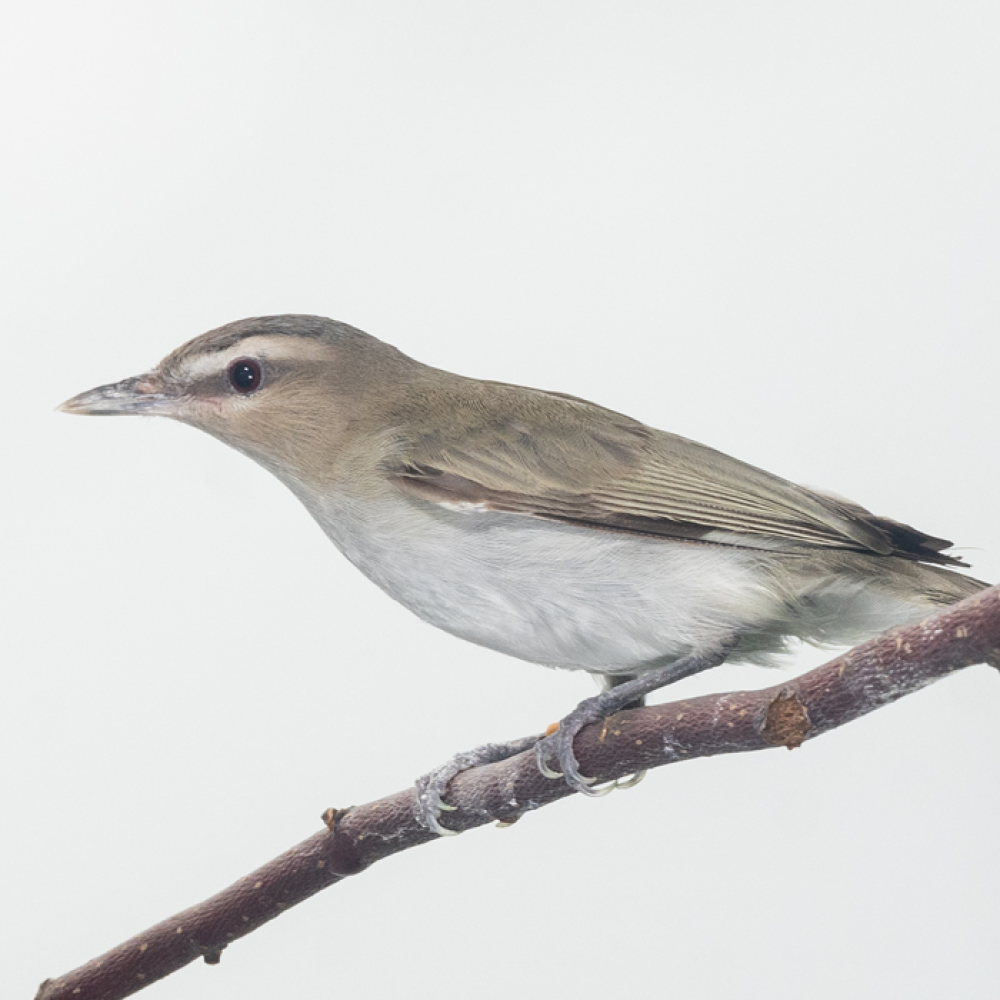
[61,315,987,833]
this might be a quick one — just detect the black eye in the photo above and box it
[229,359,263,393]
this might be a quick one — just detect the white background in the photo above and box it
[3,3,999,998]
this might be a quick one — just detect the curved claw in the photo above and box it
[414,786,460,836]
[557,755,597,790]
[615,770,647,790]
[534,742,564,780]
[575,778,615,797]
[536,727,617,796]
[413,772,462,836]
[423,807,460,837]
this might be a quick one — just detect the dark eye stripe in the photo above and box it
[229,359,263,393]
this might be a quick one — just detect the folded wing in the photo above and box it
[386,380,963,567]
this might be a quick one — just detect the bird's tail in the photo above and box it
[779,551,989,653]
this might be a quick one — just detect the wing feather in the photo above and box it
[385,379,963,566]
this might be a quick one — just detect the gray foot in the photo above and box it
[414,734,544,836]
[415,644,733,830]
[535,644,733,795]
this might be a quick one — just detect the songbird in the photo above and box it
[61,315,986,832]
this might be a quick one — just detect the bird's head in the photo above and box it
[59,314,413,485]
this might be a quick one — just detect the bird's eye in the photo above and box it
[228,359,263,393]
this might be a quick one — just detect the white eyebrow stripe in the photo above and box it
[177,337,333,379]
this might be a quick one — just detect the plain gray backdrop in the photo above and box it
[3,3,999,998]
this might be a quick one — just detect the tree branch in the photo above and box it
[37,585,1000,1000]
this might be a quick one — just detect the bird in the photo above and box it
[60,314,987,833]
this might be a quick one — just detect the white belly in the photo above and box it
[296,486,789,672]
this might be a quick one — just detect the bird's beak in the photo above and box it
[58,373,180,417]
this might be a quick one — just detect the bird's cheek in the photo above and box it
[199,396,227,415]
[164,394,226,429]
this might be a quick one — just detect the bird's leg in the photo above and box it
[414,733,545,836]
[415,641,735,835]
[599,673,647,790]
[535,642,734,796]
[600,672,646,711]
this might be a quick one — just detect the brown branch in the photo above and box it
[37,585,1000,1000]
